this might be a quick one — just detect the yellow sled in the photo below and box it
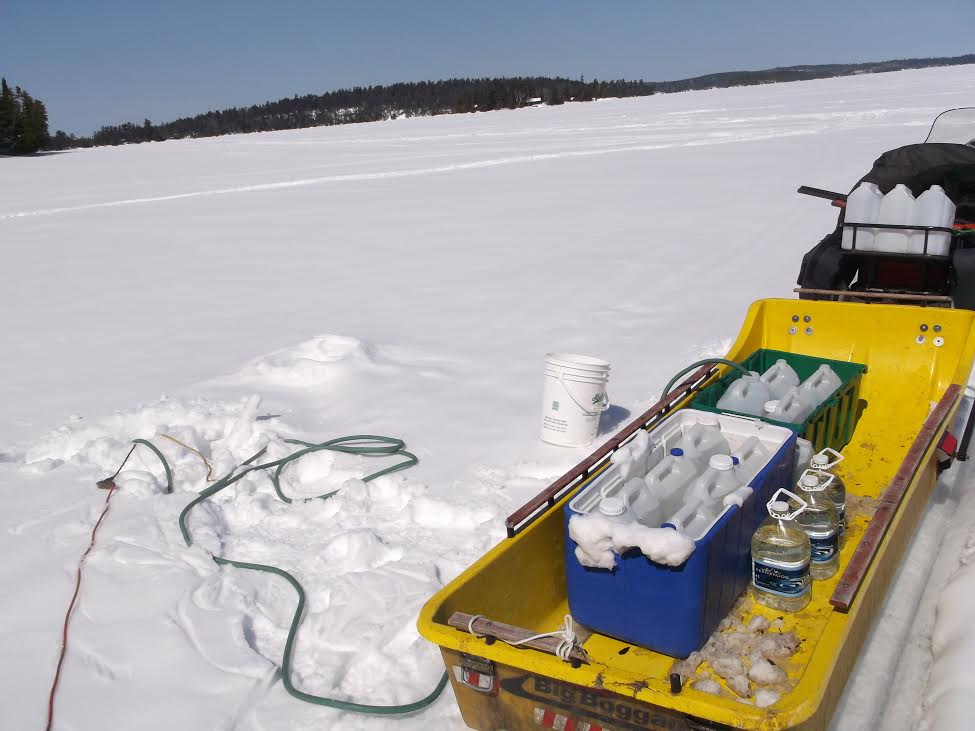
[418,298,975,731]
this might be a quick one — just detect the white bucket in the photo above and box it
[540,353,611,447]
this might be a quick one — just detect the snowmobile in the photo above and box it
[417,110,975,730]
[797,107,975,307]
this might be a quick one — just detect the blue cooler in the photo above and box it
[564,409,796,658]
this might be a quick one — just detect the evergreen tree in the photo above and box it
[11,86,26,147]
[34,98,50,148]
[12,89,49,153]
[50,130,73,150]
[0,80,50,154]
[0,78,15,152]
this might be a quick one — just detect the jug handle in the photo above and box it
[815,447,844,469]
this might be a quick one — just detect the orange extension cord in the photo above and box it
[45,478,117,731]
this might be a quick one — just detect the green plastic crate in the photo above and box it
[690,349,866,453]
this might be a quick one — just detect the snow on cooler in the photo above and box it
[567,513,695,569]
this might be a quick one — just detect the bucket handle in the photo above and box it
[559,372,610,416]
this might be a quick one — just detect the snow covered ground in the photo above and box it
[3,64,975,730]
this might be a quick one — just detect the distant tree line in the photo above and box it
[28,51,975,151]
[651,53,975,93]
[49,76,656,149]
[0,78,50,154]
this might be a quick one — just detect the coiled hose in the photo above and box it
[125,435,448,715]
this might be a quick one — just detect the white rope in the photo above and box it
[503,614,579,662]
[463,614,580,663]
[467,614,485,637]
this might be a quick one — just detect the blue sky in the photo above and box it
[1,0,972,135]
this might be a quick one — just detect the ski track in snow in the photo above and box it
[3,65,975,731]
[0,127,819,221]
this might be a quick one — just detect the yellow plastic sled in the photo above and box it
[418,298,975,731]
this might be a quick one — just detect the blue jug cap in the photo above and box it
[731,456,740,465]
[670,448,684,456]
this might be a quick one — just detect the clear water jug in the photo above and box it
[716,373,772,416]
[644,448,703,517]
[913,185,956,256]
[668,495,723,539]
[751,489,811,612]
[686,497,724,538]
[795,472,840,579]
[807,450,847,543]
[876,184,916,254]
[761,359,800,399]
[675,415,731,461]
[842,182,883,251]
[794,437,814,485]
[621,477,663,527]
[763,388,813,424]
[610,428,652,481]
[667,495,702,533]
[686,454,740,503]
[734,435,770,478]
[798,364,842,409]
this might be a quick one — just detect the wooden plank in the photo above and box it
[811,459,938,731]
[793,287,953,303]
[448,612,591,664]
[504,364,717,537]
[830,384,960,610]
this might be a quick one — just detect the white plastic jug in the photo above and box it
[675,415,731,461]
[876,184,916,254]
[913,185,956,256]
[666,494,722,538]
[666,496,701,533]
[645,448,703,516]
[793,437,814,486]
[716,373,772,416]
[842,182,883,251]
[686,454,740,503]
[733,435,770,478]
[798,364,842,408]
[764,389,813,424]
[761,359,800,400]
[610,429,651,481]
[685,499,723,539]
[597,495,635,524]
[621,477,663,527]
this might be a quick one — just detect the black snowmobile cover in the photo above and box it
[797,143,975,305]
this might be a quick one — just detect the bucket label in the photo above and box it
[543,415,568,434]
[753,559,810,597]
[810,533,838,563]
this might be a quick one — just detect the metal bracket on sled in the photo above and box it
[937,431,958,474]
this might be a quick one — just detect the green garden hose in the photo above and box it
[135,433,448,715]
[660,357,750,399]
[112,439,173,493]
